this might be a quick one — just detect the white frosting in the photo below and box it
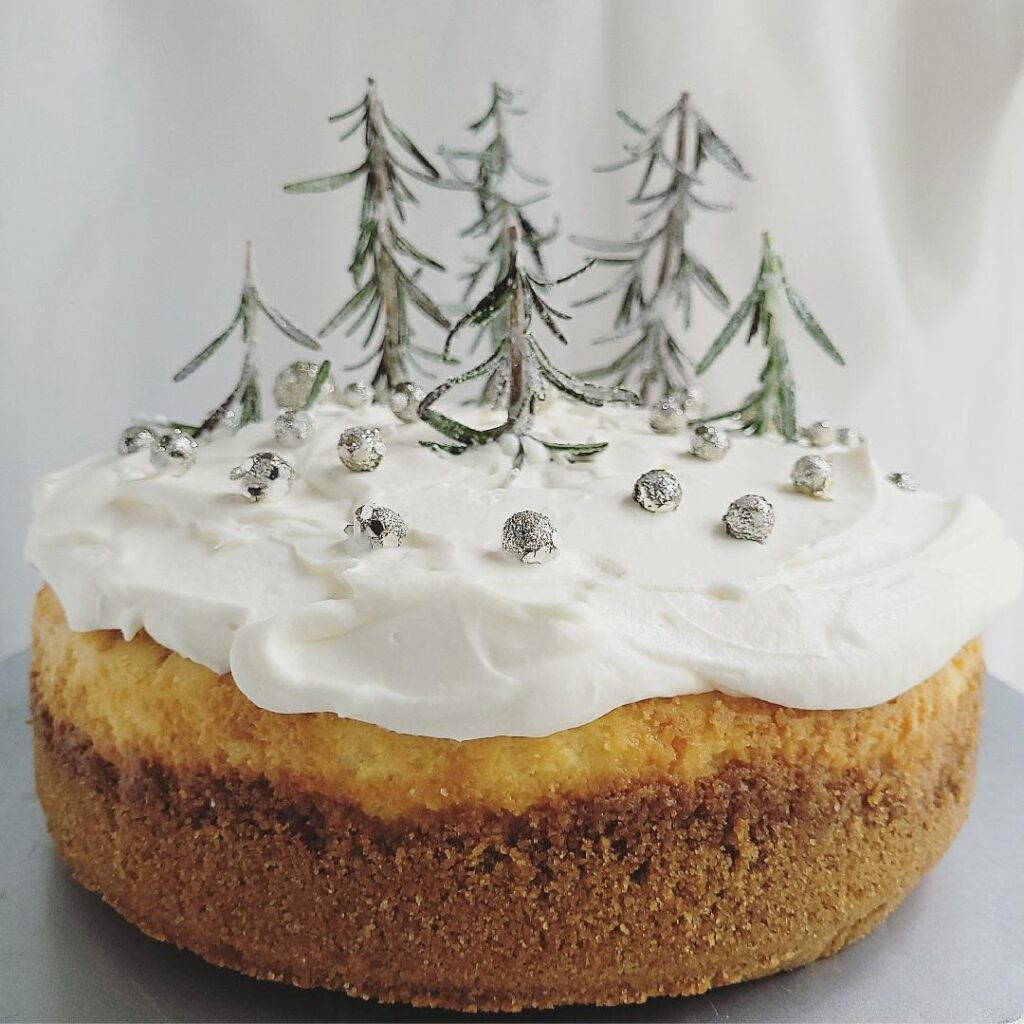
[25,401,1022,739]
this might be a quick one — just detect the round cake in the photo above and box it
[25,400,1021,1011]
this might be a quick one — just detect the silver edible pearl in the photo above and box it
[389,381,426,423]
[502,510,558,564]
[230,451,295,503]
[649,396,687,435]
[690,423,731,461]
[732,391,760,429]
[340,380,374,410]
[346,502,408,549]
[117,424,155,456]
[791,454,834,497]
[337,426,386,472]
[723,494,775,543]
[209,407,240,439]
[673,386,706,419]
[887,471,917,492]
[803,419,836,447]
[835,426,864,448]
[150,432,197,476]
[273,360,336,410]
[632,469,682,513]
[274,409,314,448]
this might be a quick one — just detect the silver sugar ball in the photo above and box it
[633,469,682,513]
[502,510,559,564]
[118,424,155,456]
[735,391,761,429]
[887,471,917,492]
[803,419,836,447]
[346,502,408,549]
[649,396,687,434]
[274,409,314,448]
[230,451,295,503]
[340,380,374,410]
[673,386,706,419]
[337,425,386,472]
[273,360,336,410]
[835,426,865,448]
[390,381,426,423]
[150,432,197,476]
[690,423,731,461]
[791,453,834,497]
[208,406,240,438]
[723,494,775,543]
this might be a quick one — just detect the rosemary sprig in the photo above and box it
[171,242,320,438]
[302,358,333,411]
[694,232,844,440]
[441,83,556,378]
[419,225,638,470]
[574,92,749,404]
[284,79,450,395]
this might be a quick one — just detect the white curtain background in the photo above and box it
[2,0,1022,685]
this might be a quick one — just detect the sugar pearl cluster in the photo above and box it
[116,395,917,565]
[619,409,911,549]
[624,416,843,545]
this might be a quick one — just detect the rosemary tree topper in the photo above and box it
[284,79,449,393]
[420,225,638,466]
[576,92,749,403]
[171,242,321,438]
[442,83,556,373]
[695,232,844,440]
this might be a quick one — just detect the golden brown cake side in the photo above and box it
[31,588,983,1011]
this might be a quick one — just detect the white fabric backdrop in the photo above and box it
[2,0,1022,684]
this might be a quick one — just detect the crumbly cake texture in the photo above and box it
[32,587,982,1011]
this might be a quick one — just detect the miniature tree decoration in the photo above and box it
[575,92,749,404]
[441,83,556,379]
[284,79,450,396]
[419,225,638,469]
[171,242,321,438]
[694,232,844,440]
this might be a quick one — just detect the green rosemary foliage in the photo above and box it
[419,226,638,469]
[442,83,556,373]
[694,232,844,439]
[302,358,333,410]
[171,242,320,438]
[284,79,449,393]
[575,92,749,404]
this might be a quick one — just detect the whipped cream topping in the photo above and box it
[26,401,1022,739]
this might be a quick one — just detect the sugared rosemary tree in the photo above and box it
[441,83,555,376]
[171,242,321,437]
[575,92,749,403]
[695,232,844,439]
[284,79,449,393]
[419,225,638,469]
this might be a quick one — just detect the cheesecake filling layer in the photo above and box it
[25,402,1022,739]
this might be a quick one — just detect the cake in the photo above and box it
[25,399,1021,1011]
[22,77,1024,1012]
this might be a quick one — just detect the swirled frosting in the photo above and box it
[25,401,1022,739]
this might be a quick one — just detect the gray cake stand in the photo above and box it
[2,649,1021,1023]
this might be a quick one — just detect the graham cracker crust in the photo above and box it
[32,673,979,1012]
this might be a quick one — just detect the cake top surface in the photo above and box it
[25,399,1022,739]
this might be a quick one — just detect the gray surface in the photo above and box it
[2,648,1022,1024]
